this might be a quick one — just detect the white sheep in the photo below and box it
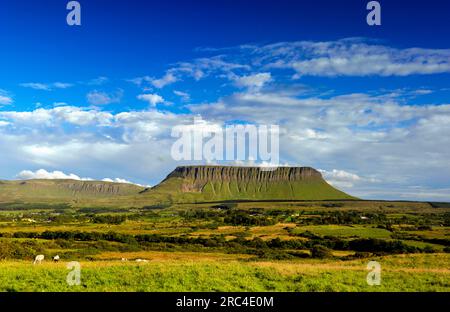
[33,254,44,265]
[53,255,60,262]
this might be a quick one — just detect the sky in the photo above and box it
[0,0,450,201]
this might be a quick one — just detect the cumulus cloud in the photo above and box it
[163,39,450,79]
[255,39,450,77]
[17,169,88,181]
[0,106,113,126]
[188,89,450,200]
[319,169,362,188]
[1,91,449,200]
[151,72,178,88]
[0,105,193,187]
[233,72,272,90]
[101,177,150,187]
[137,93,165,106]
[17,169,144,186]
[129,55,250,89]
[128,72,177,89]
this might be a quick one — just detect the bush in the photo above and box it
[0,240,44,260]
[91,215,127,224]
[348,238,416,254]
[311,245,333,258]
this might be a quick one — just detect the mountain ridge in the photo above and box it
[164,166,322,182]
[146,165,355,202]
[0,179,145,203]
[0,166,356,206]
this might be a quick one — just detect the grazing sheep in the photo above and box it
[33,255,44,265]
[53,255,60,262]
[121,258,128,261]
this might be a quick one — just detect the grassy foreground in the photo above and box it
[0,253,448,292]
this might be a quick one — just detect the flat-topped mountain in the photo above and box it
[166,166,322,182]
[0,179,145,203]
[145,166,354,202]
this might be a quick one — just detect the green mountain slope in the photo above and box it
[0,179,145,204]
[142,166,355,203]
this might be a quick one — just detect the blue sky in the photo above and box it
[1,0,450,201]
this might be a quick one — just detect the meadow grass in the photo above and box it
[0,253,448,292]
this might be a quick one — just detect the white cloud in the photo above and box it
[16,169,143,186]
[52,82,74,89]
[20,83,51,91]
[169,39,450,79]
[128,75,152,86]
[173,90,190,102]
[20,82,74,91]
[87,76,109,86]
[151,72,178,88]
[319,169,362,188]
[129,55,250,89]
[101,178,151,187]
[53,102,68,107]
[128,72,177,89]
[0,106,113,126]
[256,39,450,77]
[173,56,250,81]
[87,89,123,105]
[0,96,12,105]
[137,93,165,106]
[17,169,87,181]
[233,72,272,90]
[0,90,13,105]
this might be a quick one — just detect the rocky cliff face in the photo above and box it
[165,166,323,183]
[55,181,136,196]
[3,179,144,199]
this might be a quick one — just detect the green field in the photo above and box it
[0,253,448,292]
[0,198,449,292]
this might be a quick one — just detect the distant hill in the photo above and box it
[0,179,145,204]
[141,166,355,203]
